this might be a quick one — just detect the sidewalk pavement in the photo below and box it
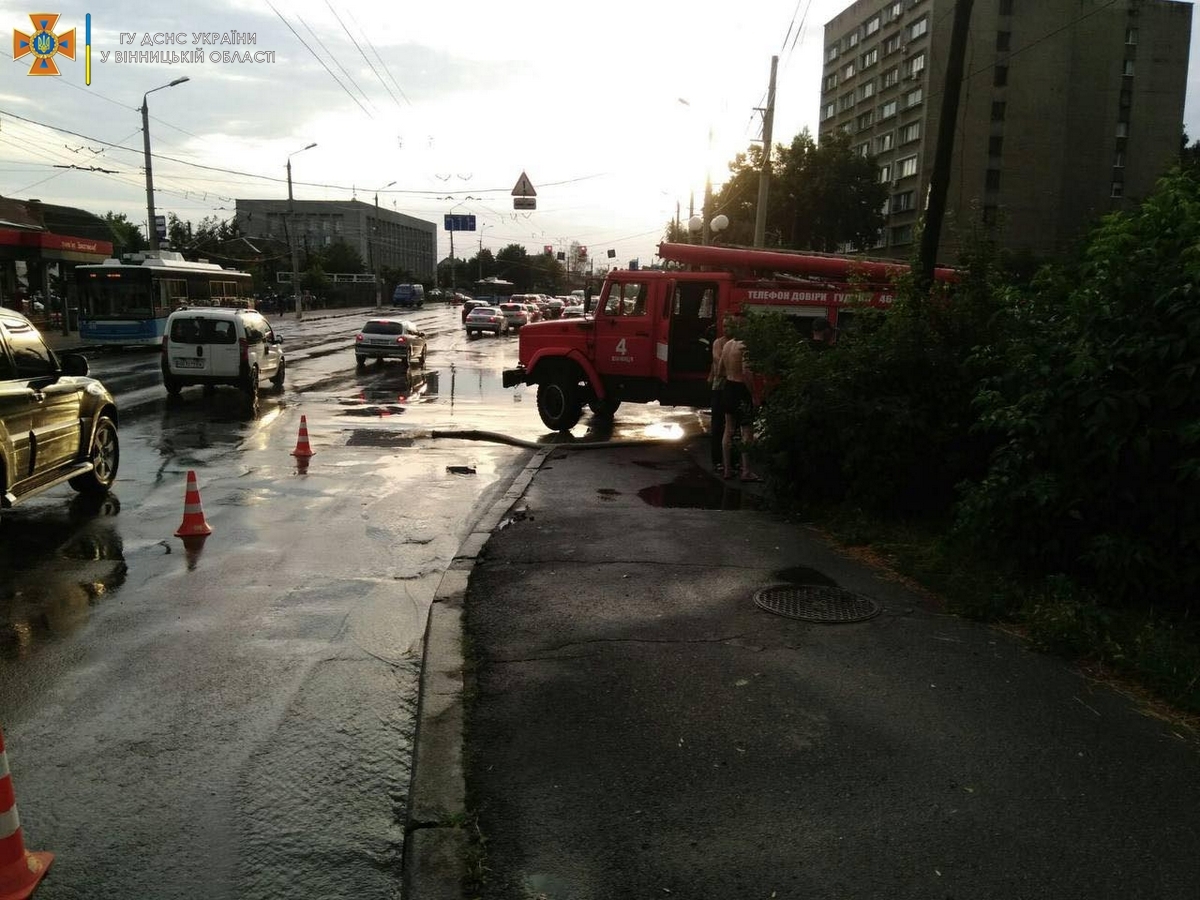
[405,438,1200,900]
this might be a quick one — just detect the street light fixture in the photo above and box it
[287,142,317,319]
[372,181,396,309]
[141,76,190,252]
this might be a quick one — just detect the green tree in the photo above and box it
[102,211,146,255]
[701,129,886,251]
[496,244,532,291]
[318,240,365,274]
[1181,130,1200,170]
[778,130,887,251]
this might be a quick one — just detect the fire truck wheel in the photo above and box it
[588,397,621,418]
[537,376,584,431]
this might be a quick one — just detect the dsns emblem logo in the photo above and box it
[13,13,76,76]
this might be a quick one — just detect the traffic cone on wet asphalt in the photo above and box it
[291,415,315,458]
[174,470,213,538]
[0,726,54,900]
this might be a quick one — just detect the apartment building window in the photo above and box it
[822,102,835,121]
[1111,181,1124,198]
[827,44,840,62]
[1123,59,1135,76]
[894,190,914,211]
[857,110,875,130]
[898,155,918,178]
[1114,150,1125,168]
[879,163,892,183]
[883,66,900,87]
[877,131,895,152]
[908,53,926,78]
[892,223,915,245]
[905,87,923,108]
[841,122,854,135]
[824,73,838,90]
[844,62,856,79]
[854,141,871,157]
[848,31,860,48]
[884,33,901,55]
[999,0,1013,13]
[996,31,1011,51]
[900,121,921,143]
[991,100,1007,121]
[861,47,879,68]
[988,135,1003,156]
[840,91,856,112]
[859,81,876,101]
[886,1,903,21]
[985,168,1001,191]
[1125,27,1138,45]
[1116,121,1128,137]
[881,197,891,216]
[994,65,1008,87]
[866,15,881,36]
[881,99,898,119]
[909,17,928,40]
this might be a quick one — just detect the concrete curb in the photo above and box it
[402,446,552,899]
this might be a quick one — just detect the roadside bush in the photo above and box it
[744,251,1011,517]
[955,169,1200,612]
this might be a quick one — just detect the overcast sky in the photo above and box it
[3,0,1200,270]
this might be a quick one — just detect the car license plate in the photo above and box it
[174,358,203,368]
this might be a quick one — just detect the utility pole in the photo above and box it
[753,55,779,248]
[917,0,974,290]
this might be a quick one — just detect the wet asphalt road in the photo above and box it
[0,305,702,898]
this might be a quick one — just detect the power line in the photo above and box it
[348,7,412,107]
[326,1,405,109]
[298,12,376,113]
[265,0,372,120]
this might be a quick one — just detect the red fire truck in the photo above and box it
[501,242,957,431]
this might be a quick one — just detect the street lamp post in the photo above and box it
[477,223,489,283]
[287,142,317,319]
[372,182,396,309]
[141,76,190,252]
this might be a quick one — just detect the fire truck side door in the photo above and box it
[593,280,654,380]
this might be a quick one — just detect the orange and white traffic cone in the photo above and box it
[291,415,315,458]
[174,470,213,538]
[0,727,53,900]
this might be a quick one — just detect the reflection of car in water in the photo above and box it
[352,366,438,410]
[0,493,126,660]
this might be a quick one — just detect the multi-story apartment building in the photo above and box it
[819,0,1191,261]
[235,198,437,281]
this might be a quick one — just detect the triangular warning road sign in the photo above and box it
[511,171,537,197]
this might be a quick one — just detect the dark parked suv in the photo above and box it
[0,310,120,522]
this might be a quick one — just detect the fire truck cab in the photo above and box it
[502,242,953,431]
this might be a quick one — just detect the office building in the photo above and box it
[235,198,436,281]
[820,0,1191,261]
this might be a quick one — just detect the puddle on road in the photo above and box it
[637,468,764,510]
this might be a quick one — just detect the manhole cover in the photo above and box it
[753,584,881,624]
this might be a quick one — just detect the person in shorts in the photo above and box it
[719,333,761,482]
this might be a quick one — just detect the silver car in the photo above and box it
[355,318,428,368]
[464,306,510,337]
[497,302,531,330]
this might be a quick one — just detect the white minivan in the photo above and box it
[161,306,285,397]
